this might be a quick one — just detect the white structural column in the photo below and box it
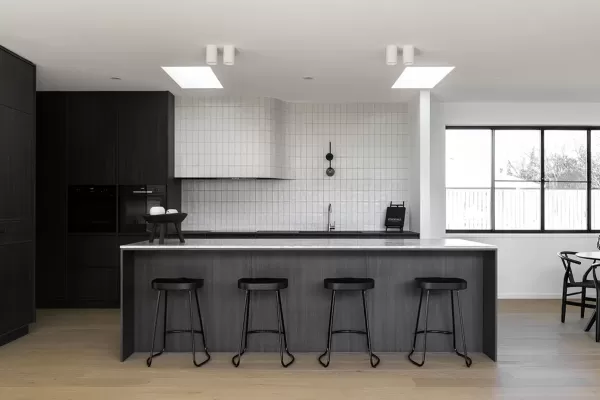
[409,90,446,239]
[419,91,432,238]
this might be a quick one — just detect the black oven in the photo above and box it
[119,185,166,233]
[68,185,117,233]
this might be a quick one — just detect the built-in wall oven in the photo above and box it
[68,186,117,233]
[118,185,166,233]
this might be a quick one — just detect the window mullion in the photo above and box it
[587,129,592,231]
[491,129,495,231]
[541,129,545,232]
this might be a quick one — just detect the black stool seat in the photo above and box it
[238,277,288,291]
[324,277,375,291]
[151,278,204,291]
[415,277,467,291]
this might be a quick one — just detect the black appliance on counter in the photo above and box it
[384,201,406,231]
[119,185,166,233]
[68,185,117,233]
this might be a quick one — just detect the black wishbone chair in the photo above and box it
[583,262,600,342]
[558,251,597,323]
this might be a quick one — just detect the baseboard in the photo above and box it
[0,325,29,347]
[499,293,562,300]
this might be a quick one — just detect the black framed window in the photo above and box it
[446,126,600,233]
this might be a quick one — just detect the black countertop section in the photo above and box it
[180,230,419,239]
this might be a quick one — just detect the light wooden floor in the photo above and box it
[0,300,600,399]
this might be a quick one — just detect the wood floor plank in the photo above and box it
[0,300,599,399]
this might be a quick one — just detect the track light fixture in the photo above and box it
[223,45,235,66]
[402,45,414,66]
[386,45,398,66]
[206,45,218,66]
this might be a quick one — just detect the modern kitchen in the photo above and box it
[1,1,600,399]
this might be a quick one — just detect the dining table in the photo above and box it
[575,252,600,337]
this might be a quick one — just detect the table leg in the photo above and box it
[159,224,166,244]
[585,310,596,332]
[174,222,185,243]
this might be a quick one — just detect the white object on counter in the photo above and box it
[149,206,166,215]
[166,209,179,214]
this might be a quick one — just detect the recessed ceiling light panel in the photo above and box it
[392,66,455,89]
[161,66,223,89]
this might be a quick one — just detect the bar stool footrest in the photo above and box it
[332,329,367,335]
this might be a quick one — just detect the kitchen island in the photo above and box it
[120,238,497,361]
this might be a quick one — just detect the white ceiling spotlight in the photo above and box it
[386,45,398,66]
[402,45,414,66]
[206,45,218,66]
[389,44,454,89]
[223,45,235,66]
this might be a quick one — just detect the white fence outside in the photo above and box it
[446,188,600,230]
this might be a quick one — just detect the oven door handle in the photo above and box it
[132,190,153,194]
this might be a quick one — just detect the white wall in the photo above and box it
[430,96,446,238]
[408,96,420,233]
[180,99,410,232]
[442,102,600,298]
[444,102,600,126]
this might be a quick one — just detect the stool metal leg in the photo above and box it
[275,290,295,367]
[361,290,380,368]
[147,290,163,367]
[450,290,457,351]
[232,290,250,367]
[408,289,430,367]
[187,291,199,366]
[190,290,211,367]
[455,291,472,367]
[596,290,600,342]
[582,288,587,318]
[318,290,336,367]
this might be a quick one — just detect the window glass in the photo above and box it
[446,129,491,230]
[494,130,541,230]
[591,130,600,229]
[544,130,587,230]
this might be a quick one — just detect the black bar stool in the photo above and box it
[408,277,472,368]
[146,278,210,367]
[231,277,295,368]
[318,277,380,368]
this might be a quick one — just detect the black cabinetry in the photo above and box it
[36,91,178,308]
[0,105,34,244]
[0,45,35,346]
[0,242,35,334]
[67,93,118,185]
[118,93,169,185]
[67,236,119,307]
[35,93,67,307]
[0,47,35,114]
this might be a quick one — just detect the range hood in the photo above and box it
[174,97,289,179]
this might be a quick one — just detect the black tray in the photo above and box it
[143,213,188,224]
[143,213,187,244]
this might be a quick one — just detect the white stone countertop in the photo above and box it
[120,238,496,251]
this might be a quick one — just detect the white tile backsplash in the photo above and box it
[179,97,409,231]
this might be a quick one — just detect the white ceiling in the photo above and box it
[1,0,600,102]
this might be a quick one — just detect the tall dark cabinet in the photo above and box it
[67,93,118,185]
[0,46,36,346]
[36,91,179,308]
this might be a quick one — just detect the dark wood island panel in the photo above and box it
[121,239,497,362]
